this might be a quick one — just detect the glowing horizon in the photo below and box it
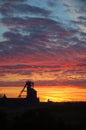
[0,86,86,102]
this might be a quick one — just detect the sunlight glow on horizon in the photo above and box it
[0,86,86,102]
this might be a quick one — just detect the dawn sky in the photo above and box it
[0,0,86,101]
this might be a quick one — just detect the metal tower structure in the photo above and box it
[18,80,34,98]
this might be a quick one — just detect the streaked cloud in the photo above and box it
[0,0,86,89]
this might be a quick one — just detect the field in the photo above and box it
[0,102,86,130]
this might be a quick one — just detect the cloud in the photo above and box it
[47,1,57,7]
[0,79,86,88]
[0,0,86,89]
[63,0,86,32]
[0,61,85,88]
[78,16,86,21]
[1,16,79,52]
[1,17,56,26]
[0,80,25,87]
[60,80,86,88]
[0,0,26,2]
[76,63,86,67]
[0,2,51,16]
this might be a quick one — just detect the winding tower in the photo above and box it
[18,80,39,103]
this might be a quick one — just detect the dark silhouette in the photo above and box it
[18,80,34,98]
[0,80,39,106]
[0,101,86,130]
[0,111,8,130]
[3,94,7,99]
[13,109,66,130]
[0,81,86,130]
[18,80,39,103]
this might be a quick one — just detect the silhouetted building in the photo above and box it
[0,81,39,106]
[2,94,7,99]
[18,80,39,103]
[27,86,38,101]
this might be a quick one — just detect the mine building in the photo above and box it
[0,80,39,106]
[18,80,39,103]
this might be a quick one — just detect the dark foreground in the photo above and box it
[0,102,86,130]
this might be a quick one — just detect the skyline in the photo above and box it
[0,0,86,102]
[1,86,86,102]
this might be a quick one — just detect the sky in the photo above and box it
[0,0,86,102]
